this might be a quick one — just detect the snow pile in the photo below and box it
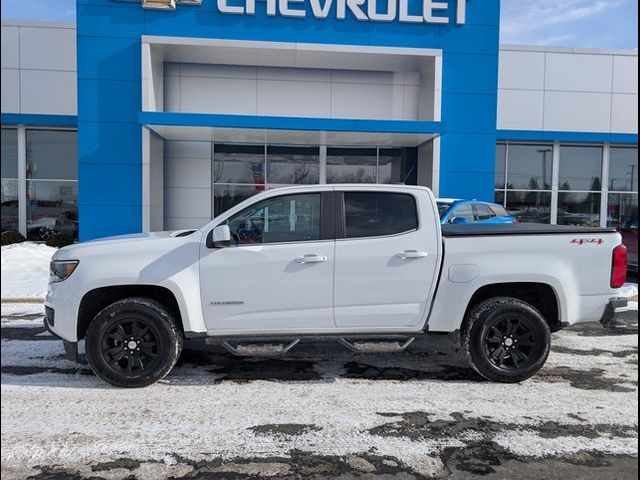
[620,283,638,299]
[1,243,57,300]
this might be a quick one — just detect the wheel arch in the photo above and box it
[461,282,562,334]
[77,285,184,341]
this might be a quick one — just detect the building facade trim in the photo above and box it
[1,113,78,127]
[497,129,638,145]
[140,111,444,134]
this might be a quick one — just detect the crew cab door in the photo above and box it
[199,191,335,334]
[333,189,441,330]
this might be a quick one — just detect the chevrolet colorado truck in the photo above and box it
[45,185,629,387]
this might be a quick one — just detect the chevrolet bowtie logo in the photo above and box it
[119,0,203,10]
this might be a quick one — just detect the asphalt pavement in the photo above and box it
[1,306,638,479]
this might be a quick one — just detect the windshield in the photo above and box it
[436,202,452,219]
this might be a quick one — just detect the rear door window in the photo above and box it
[474,204,495,220]
[450,203,475,222]
[343,192,418,239]
[490,204,510,217]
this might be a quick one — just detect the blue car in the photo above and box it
[437,198,517,224]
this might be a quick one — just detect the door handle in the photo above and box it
[396,250,428,259]
[296,254,328,264]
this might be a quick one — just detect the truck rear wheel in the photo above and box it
[463,296,551,383]
[85,297,183,388]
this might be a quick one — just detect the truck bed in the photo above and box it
[442,223,617,237]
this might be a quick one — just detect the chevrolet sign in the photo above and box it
[129,0,469,24]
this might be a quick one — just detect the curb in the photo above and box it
[1,299,45,304]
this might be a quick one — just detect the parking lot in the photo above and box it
[1,304,638,479]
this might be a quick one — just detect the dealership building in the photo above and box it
[1,0,637,241]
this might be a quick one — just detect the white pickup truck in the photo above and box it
[45,185,629,387]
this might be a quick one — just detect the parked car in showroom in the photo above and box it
[45,185,629,388]
[620,217,638,271]
[437,198,517,224]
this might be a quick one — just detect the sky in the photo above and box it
[1,0,638,50]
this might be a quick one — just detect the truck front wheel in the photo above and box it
[463,296,551,383]
[85,297,183,387]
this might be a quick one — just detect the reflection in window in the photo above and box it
[495,143,506,189]
[26,181,78,240]
[505,191,552,224]
[227,194,321,245]
[1,128,18,179]
[267,146,319,184]
[607,193,638,229]
[558,146,602,192]
[26,130,77,180]
[378,148,416,184]
[213,184,265,217]
[557,192,601,227]
[213,144,265,185]
[506,144,553,190]
[327,148,376,184]
[1,179,19,232]
[609,147,638,192]
[494,143,553,223]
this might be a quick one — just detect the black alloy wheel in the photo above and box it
[463,296,551,383]
[482,313,541,371]
[99,314,161,376]
[85,297,183,388]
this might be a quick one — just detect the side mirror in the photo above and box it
[450,216,469,224]
[206,225,231,249]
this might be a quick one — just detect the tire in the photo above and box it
[85,297,183,388]
[462,296,551,383]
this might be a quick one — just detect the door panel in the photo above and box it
[334,191,439,329]
[200,192,335,334]
[200,241,335,333]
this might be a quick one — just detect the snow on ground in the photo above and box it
[1,243,56,301]
[621,282,638,299]
[0,303,44,320]
[1,316,638,479]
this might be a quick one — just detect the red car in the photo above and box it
[620,217,638,272]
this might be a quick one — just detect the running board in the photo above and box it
[338,337,415,354]
[218,339,300,357]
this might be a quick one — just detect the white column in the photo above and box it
[141,127,150,232]
[431,137,441,196]
[600,144,610,228]
[17,125,27,236]
[550,142,560,225]
[319,145,327,184]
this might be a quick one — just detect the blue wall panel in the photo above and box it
[77,0,501,240]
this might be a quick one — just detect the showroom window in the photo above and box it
[607,146,638,229]
[1,128,19,233]
[495,142,638,228]
[0,126,78,240]
[213,144,266,217]
[25,129,78,240]
[494,143,553,223]
[209,143,418,217]
[557,145,602,227]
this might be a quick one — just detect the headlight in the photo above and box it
[50,260,79,283]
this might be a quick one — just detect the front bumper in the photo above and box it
[600,297,629,328]
[43,311,79,362]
